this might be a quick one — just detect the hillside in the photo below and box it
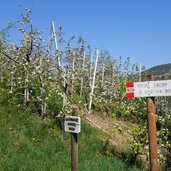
[0,11,170,170]
[0,87,142,171]
[144,63,171,79]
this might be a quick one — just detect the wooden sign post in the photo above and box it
[125,75,171,170]
[146,75,158,171]
[71,108,79,171]
[64,108,80,171]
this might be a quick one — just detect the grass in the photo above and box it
[0,87,143,171]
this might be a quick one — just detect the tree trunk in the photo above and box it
[63,68,67,109]
[71,51,75,98]
[110,63,115,103]
[39,55,46,118]
[24,66,29,104]
[80,51,85,97]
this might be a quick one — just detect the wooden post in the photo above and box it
[71,107,78,171]
[146,75,158,171]
[51,21,60,67]
[88,49,99,112]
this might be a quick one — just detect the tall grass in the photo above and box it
[0,88,143,171]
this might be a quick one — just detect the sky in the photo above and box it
[0,0,171,69]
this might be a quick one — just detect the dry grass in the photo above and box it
[85,112,136,149]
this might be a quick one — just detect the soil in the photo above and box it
[84,111,136,149]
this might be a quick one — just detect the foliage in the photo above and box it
[128,97,171,169]
[128,125,149,158]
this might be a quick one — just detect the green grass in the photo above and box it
[0,87,143,171]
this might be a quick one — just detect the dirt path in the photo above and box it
[85,113,136,149]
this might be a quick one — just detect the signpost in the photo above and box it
[64,108,81,171]
[126,76,171,171]
[146,75,158,171]
[65,116,81,134]
[126,79,171,98]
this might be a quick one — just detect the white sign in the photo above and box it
[126,80,171,98]
[64,116,81,133]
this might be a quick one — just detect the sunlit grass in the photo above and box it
[0,89,143,171]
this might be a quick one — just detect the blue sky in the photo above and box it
[0,0,171,69]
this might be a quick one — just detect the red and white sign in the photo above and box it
[126,80,171,98]
[126,82,135,98]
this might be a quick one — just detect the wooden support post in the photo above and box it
[88,49,99,112]
[51,21,60,67]
[146,75,158,171]
[71,108,78,171]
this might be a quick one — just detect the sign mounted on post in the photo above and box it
[64,116,81,134]
[126,80,171,98]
